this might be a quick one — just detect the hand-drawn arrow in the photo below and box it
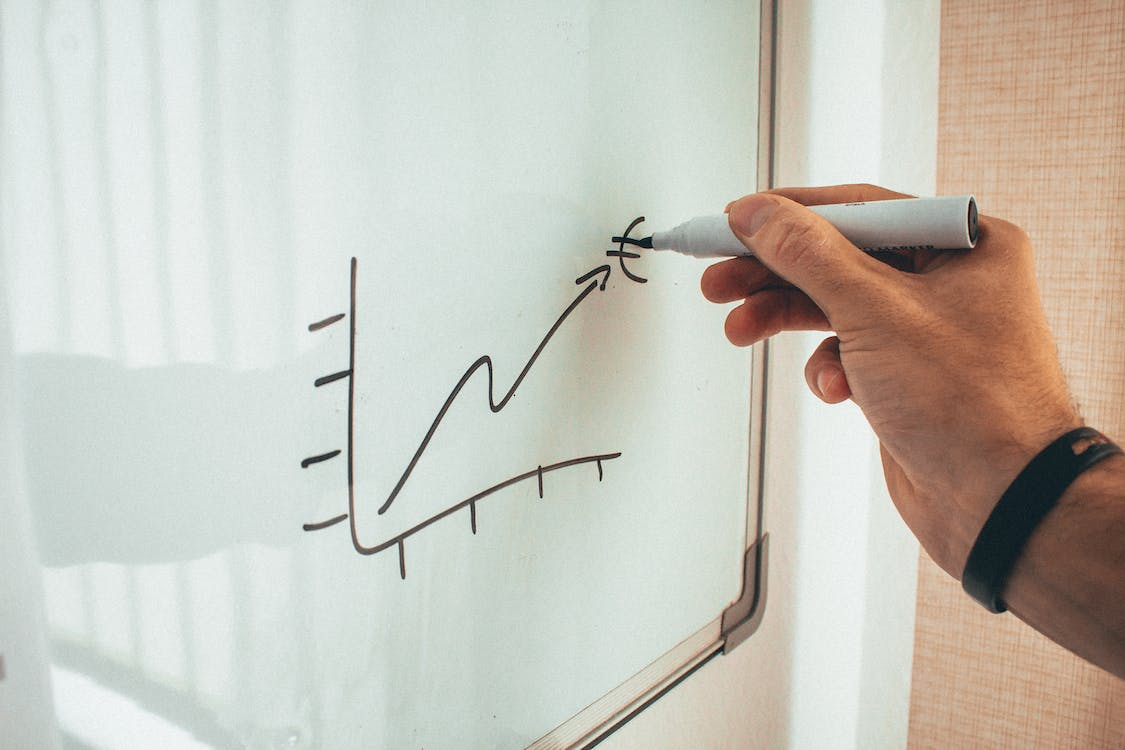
[302,218,650,574]
[374,260,615,516]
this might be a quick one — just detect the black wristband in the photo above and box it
[961,427,1122,613]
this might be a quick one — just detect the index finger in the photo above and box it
[701,256,789,303]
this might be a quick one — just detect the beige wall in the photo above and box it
[909,1,1125,747]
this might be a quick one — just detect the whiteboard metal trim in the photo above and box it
[530,344,769,750]
[526,617,723,750]
[530,0,776,743]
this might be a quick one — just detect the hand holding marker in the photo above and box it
[694,183,1125,680]
[617,195,979,258]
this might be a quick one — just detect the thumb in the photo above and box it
[804,335,852,404]
[727,193,889,318]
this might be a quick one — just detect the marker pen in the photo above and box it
[630,195,978,258]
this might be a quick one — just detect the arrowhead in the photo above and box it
[575,264,612,291]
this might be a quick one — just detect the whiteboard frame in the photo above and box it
[530,347,768,750]
[531,5,776,743]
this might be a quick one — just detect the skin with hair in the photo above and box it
[701,184,1124,678]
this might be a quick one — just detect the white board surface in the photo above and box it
[0,2,761,747]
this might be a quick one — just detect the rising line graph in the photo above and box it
[301,219,649,577]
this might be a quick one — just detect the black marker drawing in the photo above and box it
[307,313,345,332]
[300,450,341,469]
[301,218,649,578]
[609,216,649,284]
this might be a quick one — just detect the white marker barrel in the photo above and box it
[649,195,978,258]
[808,194,977,252]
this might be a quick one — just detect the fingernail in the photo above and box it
[816,366,840,397]
[728,194,778,237]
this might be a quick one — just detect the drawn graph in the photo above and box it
[301,219,650,577]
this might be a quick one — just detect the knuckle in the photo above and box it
[773,214,831,269]
[987,216,1018,234]
[981,216,1034,260]
[982,215,1029,243]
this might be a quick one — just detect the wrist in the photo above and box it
[1001,452,1125,676]
[945,411,1083,575]
[961,427,1120,612]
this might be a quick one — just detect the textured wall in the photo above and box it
[909,1,1125,747]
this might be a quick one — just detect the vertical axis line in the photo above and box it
[348,257,359,554]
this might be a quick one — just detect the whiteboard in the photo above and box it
[0,1,765,747]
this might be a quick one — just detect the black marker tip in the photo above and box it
[610,234,653,249]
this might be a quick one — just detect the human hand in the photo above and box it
[701,184,1081,577]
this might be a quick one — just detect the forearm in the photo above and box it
[1003,453,1125,678]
